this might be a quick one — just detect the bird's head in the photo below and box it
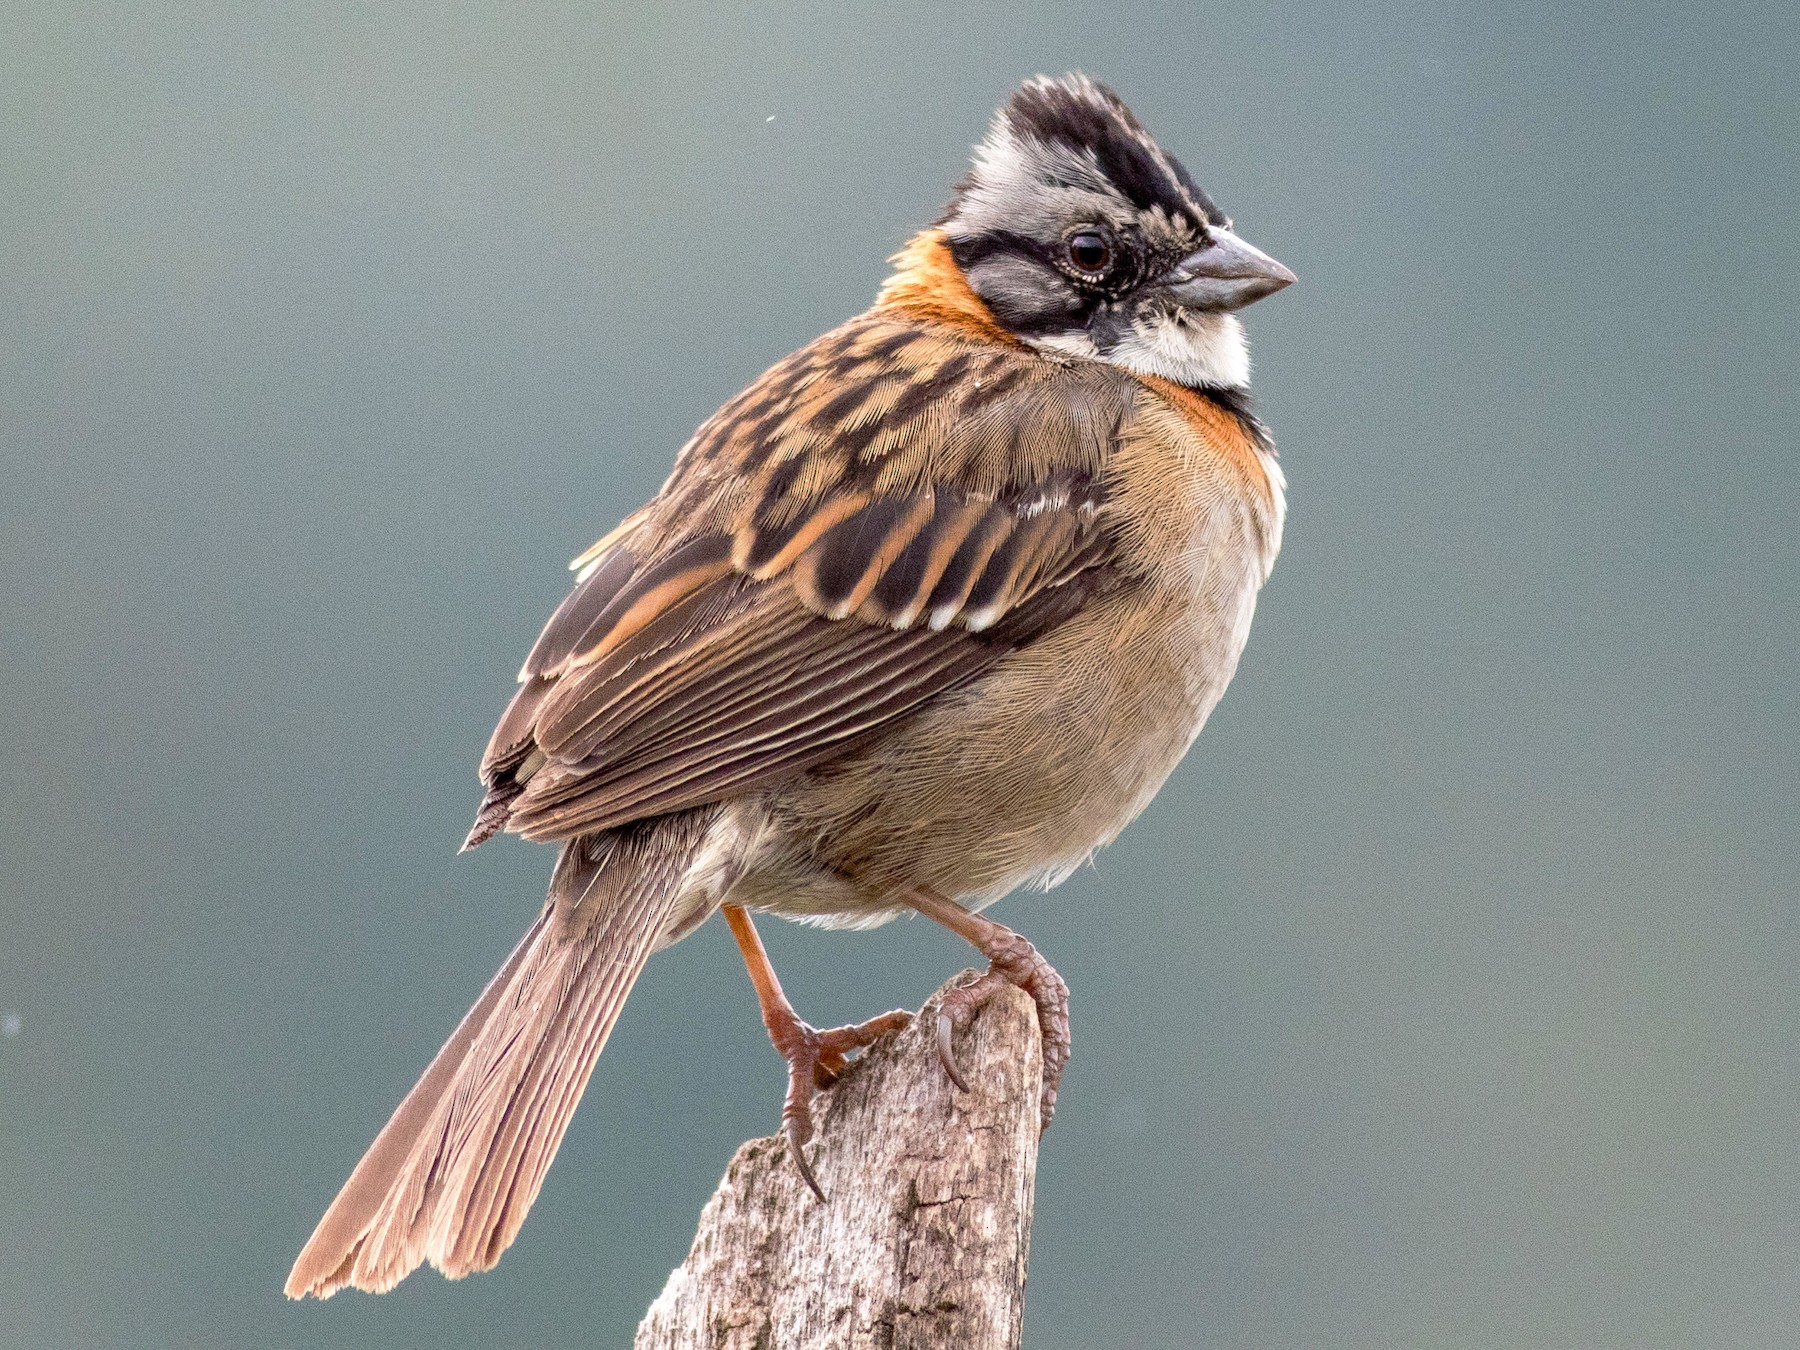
[937,73,1294,390]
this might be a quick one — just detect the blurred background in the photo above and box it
[3,2,1796,1346]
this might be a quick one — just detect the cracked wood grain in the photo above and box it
[634,974,1042,1350]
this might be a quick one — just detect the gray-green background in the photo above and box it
[4,2,1796,1346]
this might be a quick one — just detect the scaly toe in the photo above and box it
[932,954,1070,1133]
[771,1009,912,1200]
[934,971,1007,1095]
[780,1049,827,1202]
[811,1009,911,1088]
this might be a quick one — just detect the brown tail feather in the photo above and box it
[285,811,716,1299]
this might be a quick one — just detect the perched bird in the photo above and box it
[286,72,1293,1299]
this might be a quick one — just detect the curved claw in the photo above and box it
[784,1107,827,1203]
[934,971,1006,1099]
[791,1146,826,1203]
[921,945,1069,1133]
[936,1010,970,1094]
[779,1037,829,1202]
[770,1008,912,1204]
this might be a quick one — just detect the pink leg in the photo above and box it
[905,888,1070,1132]
[723,905,912,1200]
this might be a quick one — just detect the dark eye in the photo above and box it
[1066,231,1112,275]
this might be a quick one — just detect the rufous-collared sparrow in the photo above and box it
[288,72,1293,1299]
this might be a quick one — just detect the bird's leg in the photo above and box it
[904,887,1070,1133]
[721,904,912,1201]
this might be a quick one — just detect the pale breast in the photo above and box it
[754,388,1284,919]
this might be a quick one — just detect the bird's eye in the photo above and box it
[1066,231,1113,275]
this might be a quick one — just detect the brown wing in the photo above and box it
[466,312,1132,846]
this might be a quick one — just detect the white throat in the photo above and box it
[1030,310,1251,390]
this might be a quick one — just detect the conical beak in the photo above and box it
[1162,230,1296,312]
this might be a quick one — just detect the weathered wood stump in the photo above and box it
[635,974,1043,1350]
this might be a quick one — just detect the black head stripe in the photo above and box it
[1162,150,1230,230]
[1001,75,1225,232]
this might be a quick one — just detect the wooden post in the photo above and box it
[634,975,1043,1350]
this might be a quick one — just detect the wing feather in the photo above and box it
[469,312,1136,846]
[520,546,638,678]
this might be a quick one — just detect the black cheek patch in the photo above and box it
[964,259,1096,339]
[1086,307,1131,356]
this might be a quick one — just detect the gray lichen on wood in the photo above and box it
[635,975,1043,1350]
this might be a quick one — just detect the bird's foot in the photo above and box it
[767,1006,913,1201]
[934,929,1070,1133]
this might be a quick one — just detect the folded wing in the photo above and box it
[469,315,1133,846]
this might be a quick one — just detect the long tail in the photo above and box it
[285,811,715,1299]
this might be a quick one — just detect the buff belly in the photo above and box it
[722,529,1268,928]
